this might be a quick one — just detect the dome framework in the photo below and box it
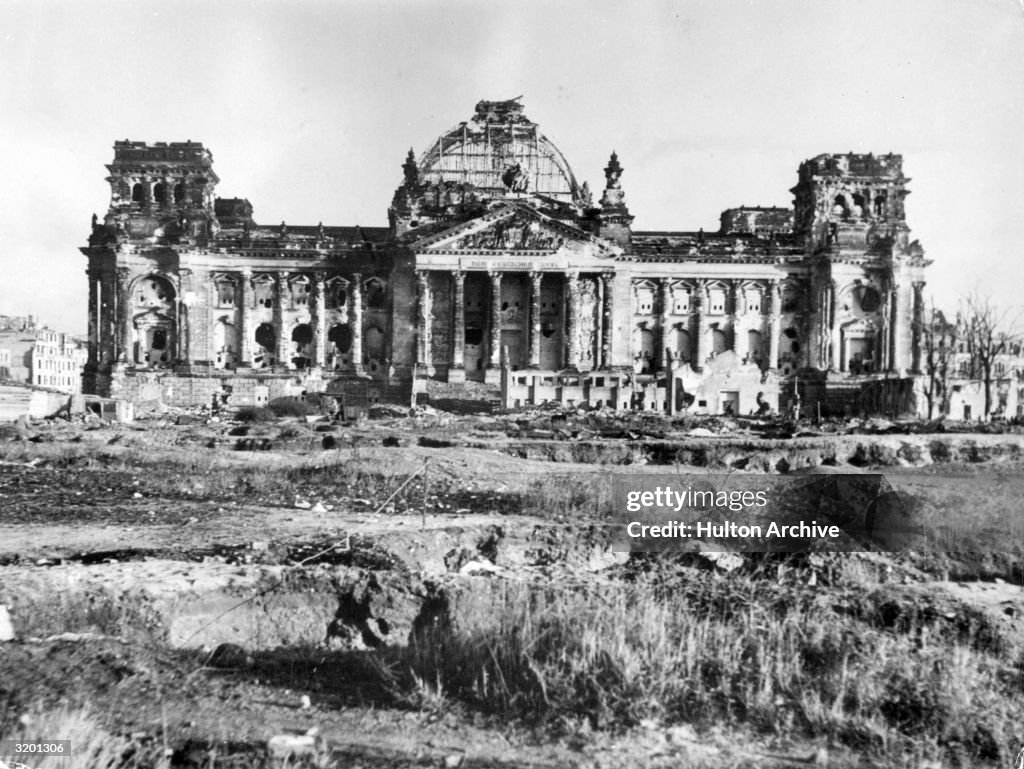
[416,98,581,203]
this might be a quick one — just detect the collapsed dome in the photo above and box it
[416,98,582,203]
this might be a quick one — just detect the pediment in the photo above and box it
[413,204,620,258]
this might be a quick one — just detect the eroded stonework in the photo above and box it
[82,98,930,415]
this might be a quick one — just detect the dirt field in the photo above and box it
[1,411,1024,768]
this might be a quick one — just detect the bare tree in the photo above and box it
[917,302,956,419]
[960,292,1019,419]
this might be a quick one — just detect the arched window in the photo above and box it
[712,328,727,355]
[328,323,352,354]
[874,194,886,217]
[291,324,314,370]
[132,183,143,203]
[851,193,865,216]
[364,279,387,309]
[173,183,185,204]
[153,183,166,205]
[254,323,276,368]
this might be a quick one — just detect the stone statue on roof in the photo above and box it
[402,148,419,186]
[604,152,623,190]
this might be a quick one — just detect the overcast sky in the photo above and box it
[1,0,1022,334]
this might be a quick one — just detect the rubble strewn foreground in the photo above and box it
[1,406,1023,768]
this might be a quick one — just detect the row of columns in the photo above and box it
[234,271,363,372]
[654,278,783,372]
[415,270,615,372]
[89,269,369,372]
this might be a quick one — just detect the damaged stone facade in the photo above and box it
[82,99,930,415]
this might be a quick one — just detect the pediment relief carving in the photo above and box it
[416,206,619,258]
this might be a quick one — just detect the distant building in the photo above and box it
[0,315,87,394]
[31,329,88,393]
[914,309,1024,421]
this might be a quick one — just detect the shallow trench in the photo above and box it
[0,522,619,652]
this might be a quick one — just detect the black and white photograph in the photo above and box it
[1,1,1024,767]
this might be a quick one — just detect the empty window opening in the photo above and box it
[173,183,185,203]
[254,282,275,308]
[328,323,352,354]
[132,183,143,203]
[365,279,386,309]
[153,183,166,205]
[291,324,313,370]
[254,323,276,368]
[851,193,866,215]
[859,287,881,313]
[328,285,347,309]
[465,327,484,345]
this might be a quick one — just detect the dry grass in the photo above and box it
[376,579,1024,767]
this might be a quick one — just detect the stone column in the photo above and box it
[451,271,466,369]
[350,273,364,374]
[313,273,327,369]
[416,270,431,367]
[768,279,781,371]
[488,271,503,369]
[600,272,614,369]
[87,270,99,366]
[694,280,707,371]
[565,272,581,370]
[240,269,253,366]
[890,283,902,373]
[528,271,543,368]
[98,270,116,366]
[178,268,191,364]
[272,270,288,366]
[911,281,925,374]
[115,267,130,364]
[829,281,841,372]
[728,281,742,359]
[658,278,671,371]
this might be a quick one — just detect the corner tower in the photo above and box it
[791,152,910,252]
[791,153,928,376]
[102,140,220,242]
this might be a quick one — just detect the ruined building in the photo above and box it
[0,316,87,395]
[82,98,930,415]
